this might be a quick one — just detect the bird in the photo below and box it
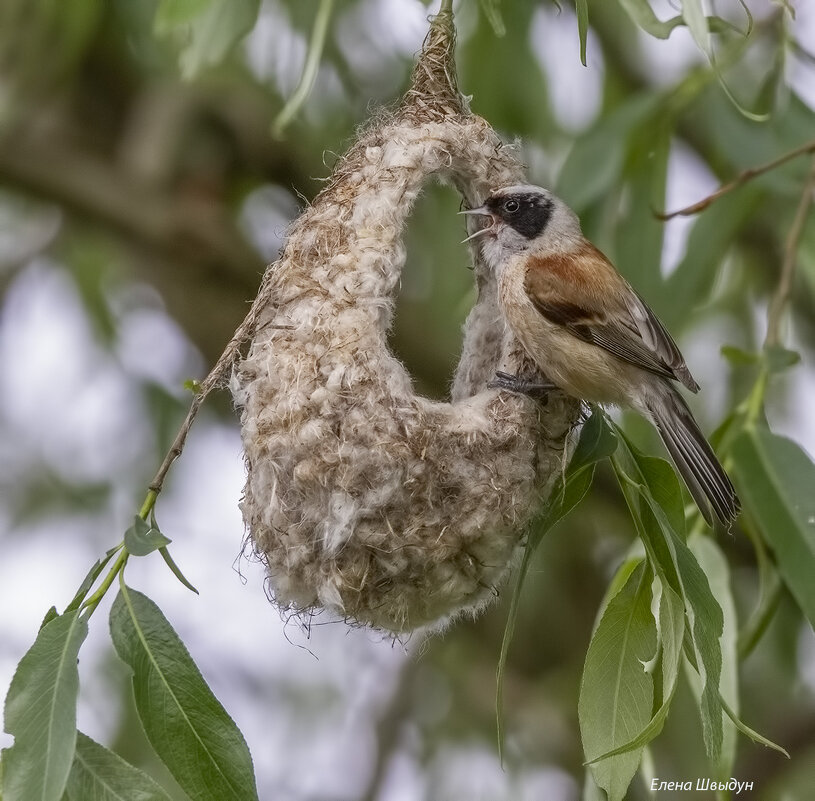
[460,184,740,528]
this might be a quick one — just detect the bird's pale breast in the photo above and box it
[498,255,643,407]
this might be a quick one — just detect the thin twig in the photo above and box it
[0,135,262,280]
[273,0,335,137]
[764,155,815,348]
[656,137,815,220]
[147,270,276,496]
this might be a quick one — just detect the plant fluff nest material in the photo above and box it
[231,12,579,633]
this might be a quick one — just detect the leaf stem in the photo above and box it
[744,366,768,428]
[440,0,454,14]
[738,567,783,660]
[272,0,335,137]
[81,549,129,619]
[145,267,276,507]
[139,490,157,521]
[657,137,815,220]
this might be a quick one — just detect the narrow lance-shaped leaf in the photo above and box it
[611,433,724,761]
[579,562,656,801]
[663,187,760,331]
[686,536,739,779]
[565,407,620,476]
[497,409,616,759]
[615,124,670,305]
[64,548,119,614]
[618,0,688,38]
[63,732,172,801]
[109,586,259,801]
[682,0,710,55]
[479,0,506,36]
[732,426,815,627]
[556,93,661,213]
[576,0,589,66]
[587,577,685,763]
[618,0,737,40]
[150,512,198,594]
[154,0,261,79]
[2,612,89,801]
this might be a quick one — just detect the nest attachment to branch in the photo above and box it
[231,12,578,633]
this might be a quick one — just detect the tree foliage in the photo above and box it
[1,1,815,799]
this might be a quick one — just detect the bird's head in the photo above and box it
[460,185,581,268]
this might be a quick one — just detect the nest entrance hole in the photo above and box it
[389,183,473,400]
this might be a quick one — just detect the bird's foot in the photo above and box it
[488,371,557,399]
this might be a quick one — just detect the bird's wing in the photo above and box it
[525,245,700,392]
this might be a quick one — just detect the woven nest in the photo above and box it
[231,11,579,633]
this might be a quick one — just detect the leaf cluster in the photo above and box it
[1,514,255,801]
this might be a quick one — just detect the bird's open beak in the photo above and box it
[459,206,496,244]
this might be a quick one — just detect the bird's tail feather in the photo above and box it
[645,387,740,528]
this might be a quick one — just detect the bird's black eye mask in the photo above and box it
[487,194,554,240]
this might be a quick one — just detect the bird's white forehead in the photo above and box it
[490,184,551,198]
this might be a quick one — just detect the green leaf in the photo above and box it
[765,345,801,373]
[612,436,724,761]
[461,2,552,139]
[556,93,661,213]
[568,408,620,475]
[158,548,199,595]
[687,536,738,779]
[65,549,119,614]
[720,697,790,758]
[721,342,800,380]
[63,732,172,801]
[617,0,686,39]
[598,555,645,618]
[124,517,172,557]
[731,427,815,627]
[109,587,259,801]
[669,531,724,760]
[614,123,671,303]
[618,0,735,40]
[582,769,606,801]
[479,0,506,36]
[634,451,687,540]
[497,409,614,759]
[614,428,686,537]
[2,612,89,801]
[576,0,589,66]
[579,562,657,801]
[720,345,759,366]
[663,187,761,330]
[587,578,685,763]
[532,409,618,552]
[39,606,59,631]
[154,0,213,26]
[154,0,260,79]
[682,0,710,55]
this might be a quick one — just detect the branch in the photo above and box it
[0,134,263,282]
[764,155,815,348]
[657,138,815,220]
[146,269,276,500]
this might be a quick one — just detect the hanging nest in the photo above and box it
[231,11,579,633]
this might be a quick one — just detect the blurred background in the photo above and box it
[1,0,815,798]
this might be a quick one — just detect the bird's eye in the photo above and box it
[503,199,520,214]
